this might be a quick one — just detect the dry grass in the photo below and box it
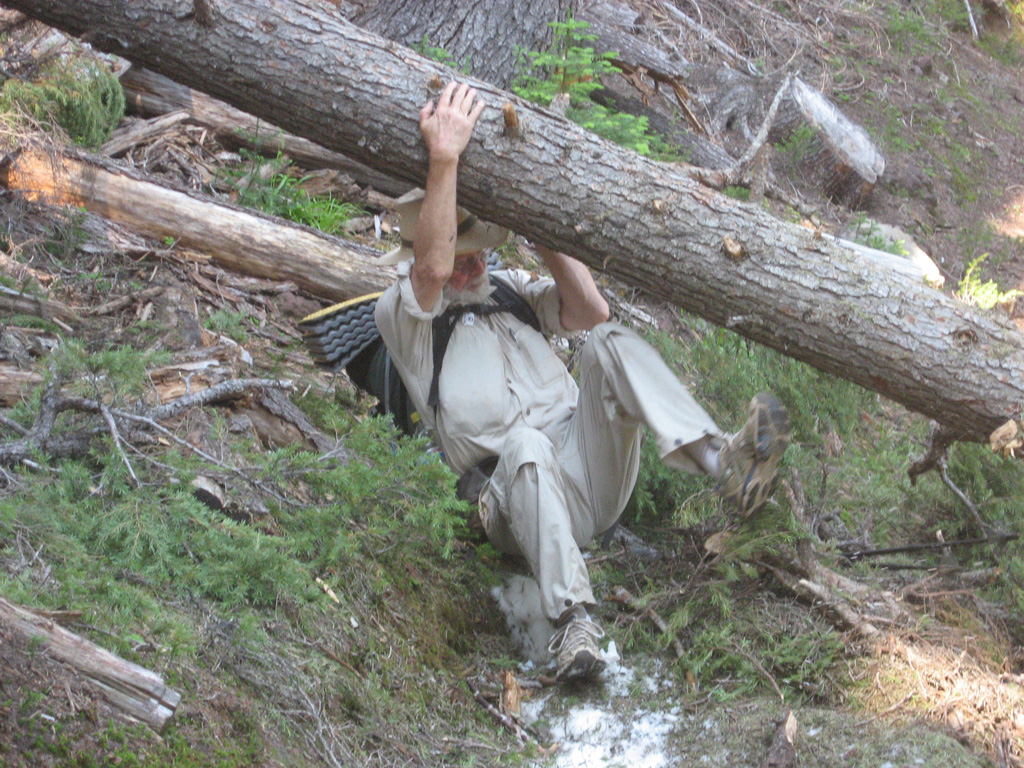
[853,620,1024,765]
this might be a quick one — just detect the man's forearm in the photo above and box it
[537,245,610,331]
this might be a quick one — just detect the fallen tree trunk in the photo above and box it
[2,149,395,301]
[0,596,181,731]
[5,0,1023,443]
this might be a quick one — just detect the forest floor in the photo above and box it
[1,1,1023,767]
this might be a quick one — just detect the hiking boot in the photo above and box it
[547,606,606,682]
[718,392,790,517]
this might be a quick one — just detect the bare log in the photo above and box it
[147,349,243,402]
[101,108,190,157]
[0,362,43,406]
[118,66,407,197]
[0,596,181,731]
[5,0,1023,443]
[1,149,396,302]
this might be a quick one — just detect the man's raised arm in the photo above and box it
[410,82,485,311]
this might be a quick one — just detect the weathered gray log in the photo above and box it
[2,149,395,301]
[118,66,408,197]
[0,596,181,731]
[4,0,1023,444]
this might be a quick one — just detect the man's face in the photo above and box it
[443,250,493,305]
[448,250,487,291]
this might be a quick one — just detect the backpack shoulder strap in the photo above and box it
[489,275,541,333]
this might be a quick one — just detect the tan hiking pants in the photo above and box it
[479,322,723,621]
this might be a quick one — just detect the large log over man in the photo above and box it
[373,82,792,682]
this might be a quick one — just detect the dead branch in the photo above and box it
[464,677,539,747]
[908,422,959,482]
[609,585,686,660]
[847,533,1018,561]
[78,285,165,317]
[725,74,793,186]
[654,0,759,73]
[0,283,83,326]
[0,375,294,466]
[99,401,139,487]
[731,641,786,702]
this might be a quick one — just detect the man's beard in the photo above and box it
[443,271,493,305]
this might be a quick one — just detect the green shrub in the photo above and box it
[224,149,366,233]
[514,14,679,159]
[957,253,1023,309]
[1,59,124,148]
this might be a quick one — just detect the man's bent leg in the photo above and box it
[573,323,789,518]
[562,324,723,531]
[482,427,595,622]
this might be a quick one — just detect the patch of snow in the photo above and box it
[492,574,554,665]
[494,574,682,767]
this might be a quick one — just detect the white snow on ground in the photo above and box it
[520,643,682,768]
[495,575,682,767]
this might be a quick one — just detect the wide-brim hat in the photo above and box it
[376,188,509,265]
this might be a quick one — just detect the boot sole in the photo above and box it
[740,393,790,516]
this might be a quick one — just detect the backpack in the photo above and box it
[299,275,540,437]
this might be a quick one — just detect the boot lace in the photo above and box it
[547,614,605,655]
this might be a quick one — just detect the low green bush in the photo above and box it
[1,59,124,148]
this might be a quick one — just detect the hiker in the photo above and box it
[373,81,790,681]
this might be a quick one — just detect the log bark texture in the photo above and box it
[0,596,181,730]
[0,363,42,406]
[354,0,570,90]
[3,150,395,301]
[4,0,1024,443]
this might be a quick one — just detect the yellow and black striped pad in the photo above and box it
[298,292,383,371]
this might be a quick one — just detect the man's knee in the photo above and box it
[500,427,557,472]
[488,428,559,519]
[580,321,641,366]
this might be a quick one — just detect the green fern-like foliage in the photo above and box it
[1,59,125,148]
[514,15,679,159]
[514,16,620,106]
